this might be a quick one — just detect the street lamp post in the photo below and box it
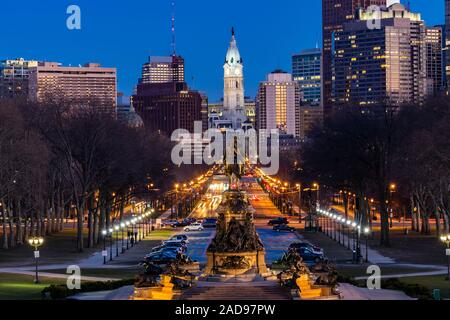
[364,227,371,263]
[296,183,302,222]
[102,230,107,264]
[108,228,113,261]
[126,221,130,249]
[28,237,44,284]
[440,234,450,280]
[114,225,120,257]
[121,223,125,253]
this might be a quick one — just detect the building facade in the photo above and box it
[292,48,322,105]
[208,97,256,129]
[425,26,444,96]
[133,82,203,135]
[256,70,301,137]
[333,4,427,107]
[0,58,38,100]
[28,62,117,111]
[446,0,450,90]
[322,0,387,113]
[141,56,185,84]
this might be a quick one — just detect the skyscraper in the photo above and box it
[333,3,427,107]
[322,0,387,113]
[445,0,450,89]
[141,55,184,84]
[425,26,444,96]
[132,82,203,135]
[0,58,38,100]
[28,62,117,111]
[292,48,322,105]
[133,53,203,135]
[256,70,301,137]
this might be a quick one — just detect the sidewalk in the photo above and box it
[338,283,415,300]
[322,224,395,264]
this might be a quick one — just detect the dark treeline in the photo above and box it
[298,99,450,247]
[0,99,174,251]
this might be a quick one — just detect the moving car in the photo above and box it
[289,242,324,255]
[184,223,204,232]
[144,251,178,265]
[273,224,296,233]
[202,218,217,229]
[268,217,289,226]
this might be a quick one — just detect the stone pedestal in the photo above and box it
[205,250,268,276]
[132,275,175,300]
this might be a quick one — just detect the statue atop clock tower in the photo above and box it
[223,27,247,130]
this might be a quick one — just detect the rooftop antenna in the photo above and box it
[171,1,176,56]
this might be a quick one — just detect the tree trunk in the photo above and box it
[2,204,8,249]
[76,198,86,252]
[16,200,23,245]
[87,195,94,248]
[410,195,417,231]
[379,190,390,247]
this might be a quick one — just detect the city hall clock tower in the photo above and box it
[223,28,247,129]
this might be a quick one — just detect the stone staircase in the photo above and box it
[181,281,291,300]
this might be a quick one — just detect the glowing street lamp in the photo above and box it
[28,237,44,283]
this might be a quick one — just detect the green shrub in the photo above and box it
[42,279,135,300]
[381,278,432,300]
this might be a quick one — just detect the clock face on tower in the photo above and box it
[234,69,241,76]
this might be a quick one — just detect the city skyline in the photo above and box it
[0,0,443,102]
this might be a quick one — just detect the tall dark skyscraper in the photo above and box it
[141,55,185,84]
[322,0,387,114]
[446,0,450,90]
[133,54,204,135]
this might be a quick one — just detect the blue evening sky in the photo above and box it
[0,0,444,102]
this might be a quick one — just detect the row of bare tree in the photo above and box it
[299,99,450,247]
[0,100,173,251]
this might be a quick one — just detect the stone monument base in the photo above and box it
[204,251,268,276]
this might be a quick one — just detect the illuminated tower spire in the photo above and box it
[171,1,176,56]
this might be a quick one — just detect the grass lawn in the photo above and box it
[39,268,139,279]
[400,276,450,299]
[337,265,439,278]
[0,273,66,300]
[0,228,100,267]
[0,228,175,268]
[368,229,447,265]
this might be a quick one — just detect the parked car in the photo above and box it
[296,247,324,263]
[148,246,184,255]
[268,217,289,226]
[202,218,217,229]
[144,251,178,264]
[184,223,204,232]
[162,239,187,246]
[273,224,296,233]
[151,242,187,253]
[169,234,189,243]
[171,219,192,228]
[289,242,323,255]
[161,219,178,227]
